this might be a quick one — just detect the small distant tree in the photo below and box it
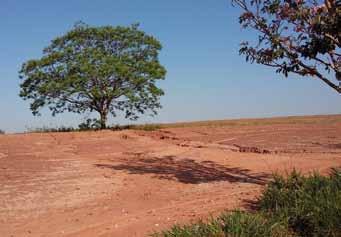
[233,0,341,93]
[19,23,166,129]
[0,129,5,135]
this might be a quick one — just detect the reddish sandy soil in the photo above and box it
[1,115,341,237]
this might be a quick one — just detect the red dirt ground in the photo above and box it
[1,115,341,237]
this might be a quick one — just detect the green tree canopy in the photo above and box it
[233,0,341,93]
[19,22,166,129]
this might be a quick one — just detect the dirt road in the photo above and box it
[1,115,341,236]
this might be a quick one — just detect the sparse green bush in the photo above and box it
[260,168,341,237]
[153,220,224,237]
[219,211,289,237]
[110,124,161,131]
[152,211,290,237]
[78,119,101,131]
[154,169,341,237]
[110,124,134,131]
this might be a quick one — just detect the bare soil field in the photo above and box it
[1,114,341,237]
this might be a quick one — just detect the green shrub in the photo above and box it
[153,220,224,237]
[259,168,341,237]
[110,124,161,131]
[78,119,101,131]
[152,211,290,237]
[219,211,289,237]
[154,169,341,237]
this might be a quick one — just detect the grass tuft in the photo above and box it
[260,168,341,237]
[153,168,341,237]
[152,211,290,237]
[25,123,162,133]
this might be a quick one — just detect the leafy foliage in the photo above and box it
[152,211,290,237]
[233,0,341,93]
[260,168,341,236]
[78,118,102,130]
[19,22,166,128]
[154,168,341,237]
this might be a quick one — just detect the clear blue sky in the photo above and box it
[1,0,340,132]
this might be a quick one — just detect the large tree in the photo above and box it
[233,0,341,93]
[19,23,166,129]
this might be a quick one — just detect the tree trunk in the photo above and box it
[99,111,108,129]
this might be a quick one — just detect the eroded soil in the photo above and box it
[1,115,341,237]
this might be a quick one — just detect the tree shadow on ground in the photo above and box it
[95,155,269,185]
